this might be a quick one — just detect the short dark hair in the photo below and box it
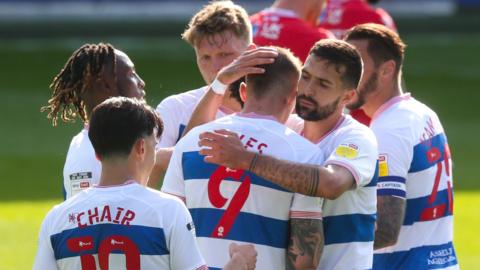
[246,47,302,100]
[344,23,406,73]
[228,77,245,107]
[309,39,363,89]
[89,97,163,159]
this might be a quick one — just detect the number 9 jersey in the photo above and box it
[162,113,324,270]
[371,94,458,269]
[33,182,206,270]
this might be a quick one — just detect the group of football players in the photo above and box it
[34,1,458,269]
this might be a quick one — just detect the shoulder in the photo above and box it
[69,129,90,148]
[141,188,190,221]
[156,86,207,112]
[278,123,318,154]
[372,98,427,133]
[142,187,186,207]
[324,116,377,159]
[175,119,222,151]
[42,192,89,230]
[339,116,377,144]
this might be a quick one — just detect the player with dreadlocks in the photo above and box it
[42,42,146,199]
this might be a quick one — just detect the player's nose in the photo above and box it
[137,75,146,90]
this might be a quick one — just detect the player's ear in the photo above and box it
[133,138,146,161]
[240,82,247,102]
[380,60,396,79]
[341,88,356,106]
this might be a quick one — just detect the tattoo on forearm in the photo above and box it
[251,155,320,196]
[374,196,406,250]
[287,218,324,270]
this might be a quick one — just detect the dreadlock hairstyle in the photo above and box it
[41,43,117,126]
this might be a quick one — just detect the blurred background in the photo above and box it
[0,0,479,269]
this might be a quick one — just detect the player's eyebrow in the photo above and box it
[302,68,333,86]
[315,77,333,86]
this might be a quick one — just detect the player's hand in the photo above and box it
[228,243,257,270]
[198,129,254,170]
[215,47,278,85]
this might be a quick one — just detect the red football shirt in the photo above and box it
[251,8,335,63]
[319,0,396,126]
[318,0,397,39]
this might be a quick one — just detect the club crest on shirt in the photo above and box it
[378,154,389,177]
[335,143,359,159]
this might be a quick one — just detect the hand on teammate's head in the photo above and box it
[216,47,279,85]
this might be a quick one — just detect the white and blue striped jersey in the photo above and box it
[309,115,378,270]
[162,113,324,270]
[372,94,458,269]
[33,181,206,270]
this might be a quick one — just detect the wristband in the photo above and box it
[210,78,228,95]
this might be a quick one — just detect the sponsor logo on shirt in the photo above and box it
[69,172,93,181]
[378,154,388,177]
[335,143,359,159]
[80,181,90,188]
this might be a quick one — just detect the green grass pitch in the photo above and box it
[0,33,478,269]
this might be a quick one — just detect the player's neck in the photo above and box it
[221,95,242,113]
[363,80,403,118]
[242,101,285,123]
[98,158,140,187]
[303,109,344,144]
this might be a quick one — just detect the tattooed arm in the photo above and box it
[287,218,324,270]
[198,130,355,199]
[374,196,406,249]
[249,154,354,199]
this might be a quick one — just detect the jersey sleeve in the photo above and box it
[290,145,324,219]
[156,98,180,149]
[168,200,206,270]
[290,194,323,220]
[371,124,413,199]
[33,211,57,270]
[161,144,186,200]
[324,130,378,188]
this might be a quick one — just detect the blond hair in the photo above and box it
[182,1,252,47]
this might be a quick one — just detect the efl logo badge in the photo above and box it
[379,154,389,177]
[335,144,359,159]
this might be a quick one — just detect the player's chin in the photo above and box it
[296,108,316,121]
